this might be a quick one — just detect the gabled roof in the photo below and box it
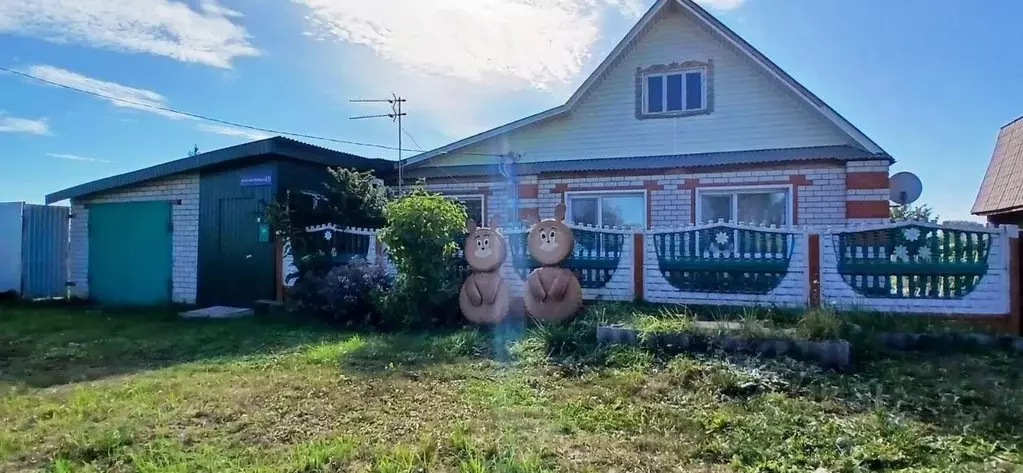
[406,0,887,168]
[972,117,1023,216]
[45,136,393,204]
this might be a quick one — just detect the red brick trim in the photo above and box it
[846,171,889,190]
[808,234,820,307]
[518,184,539,199]
[633,233,644,301]
[644,180,664,191]
[846,201,889,219]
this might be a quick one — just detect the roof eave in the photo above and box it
[45,137,388,204]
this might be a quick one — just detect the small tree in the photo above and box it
[376,188,467,328]
[266,168,389,285]
[891,203,938,223]
[322,168,388,229]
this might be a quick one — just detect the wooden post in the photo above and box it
[1009,231,1021,336]
[808,233,821,308]
[275,235,284,302]
[633,232,644,302]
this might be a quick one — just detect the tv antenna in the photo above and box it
[351,94,408,194]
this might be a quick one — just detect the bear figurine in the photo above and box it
[458,219,511,325]
[524,203,582,322]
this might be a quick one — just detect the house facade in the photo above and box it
[405,0,892,229]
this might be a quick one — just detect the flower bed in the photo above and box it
[596,322,852,370]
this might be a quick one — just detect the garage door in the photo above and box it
[88,201,173,305]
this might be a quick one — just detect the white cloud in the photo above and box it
[293,0,646,90]
[24,65,182,119]
[0,0,259,68]
[294,0,648,139]
[197,123,272,141]
[0,112,49,135]
[25,65,272,141]
[696,0,746,10]
[47,153,113,163]
[200,0,243,18]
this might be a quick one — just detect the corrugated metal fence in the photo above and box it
[0,202,69,299]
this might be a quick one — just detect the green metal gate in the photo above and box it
[88,201,173,305]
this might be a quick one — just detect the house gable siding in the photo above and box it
[425,6,855,168]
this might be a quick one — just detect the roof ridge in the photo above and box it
[1000,115,1023,130]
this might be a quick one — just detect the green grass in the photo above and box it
[2,304,1022,472]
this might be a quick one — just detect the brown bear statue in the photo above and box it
[524,203,583,322]
[458,219,511,325]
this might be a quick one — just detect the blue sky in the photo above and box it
[1,0,1021,221]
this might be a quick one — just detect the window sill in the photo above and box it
[636,108,711,120]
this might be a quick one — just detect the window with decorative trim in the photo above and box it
[636,60,713,119]
[565,191,646,229]
[696,186,791,226]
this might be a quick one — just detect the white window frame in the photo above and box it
[564,190,648,229]
[695,185,794,225]
[642,67,708,115]
[448,194,486,225]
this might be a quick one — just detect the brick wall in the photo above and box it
[424,162,858,226]
[69,173,200,303]
[845,160,891,223]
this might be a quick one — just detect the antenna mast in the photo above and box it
[350,94,408,194]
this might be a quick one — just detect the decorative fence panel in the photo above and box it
[652,224,793,294]
[833,224,991,299]
[644,223,809,307]
[820,222,1011,314]
[279,221,1018,323]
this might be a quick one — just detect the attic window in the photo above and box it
[636,60,713,120]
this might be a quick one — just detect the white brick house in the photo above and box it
[47,137,390,307]
[404,0,893,229]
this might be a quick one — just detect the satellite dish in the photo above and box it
[889,171,923,205]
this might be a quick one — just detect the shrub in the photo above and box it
[266,168,390,287]
[290,257,391,327]
[376,188,467,328]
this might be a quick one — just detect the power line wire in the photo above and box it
[0,65,508,159]
[401,126,424,151]
[0,66,427,154]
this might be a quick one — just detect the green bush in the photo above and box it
[376,189,467,328]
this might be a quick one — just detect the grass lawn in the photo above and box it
[1,305,1022,472]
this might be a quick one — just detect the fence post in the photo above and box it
[633,232,644,302]
[808,232,821,308]
[1008,226,1021,335]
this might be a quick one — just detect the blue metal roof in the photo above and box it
[404,145,892,178]
[46,137,394,204]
